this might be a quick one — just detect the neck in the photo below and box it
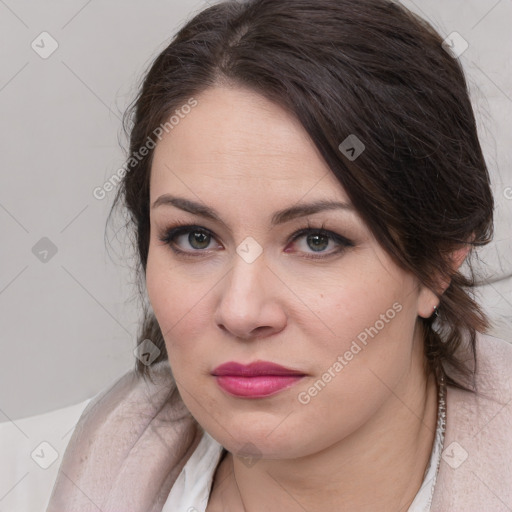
[213,333,439,511]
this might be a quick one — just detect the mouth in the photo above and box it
[211,361,307,398]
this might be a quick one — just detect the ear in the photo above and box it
[417,243,470,319]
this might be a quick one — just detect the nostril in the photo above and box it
[216,323,274,340]
[250,325,274,337]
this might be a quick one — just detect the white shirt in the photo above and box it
[163,375,447,512]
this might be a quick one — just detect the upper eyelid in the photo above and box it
[166,224,343,238]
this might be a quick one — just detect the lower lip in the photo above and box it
[214,375,305,398]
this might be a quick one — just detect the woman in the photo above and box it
[47,0,512,510]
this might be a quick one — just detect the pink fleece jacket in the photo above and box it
[46,332,512,511]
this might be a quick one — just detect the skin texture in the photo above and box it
[146,85,440,511]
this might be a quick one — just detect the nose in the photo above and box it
[214,254,287,340]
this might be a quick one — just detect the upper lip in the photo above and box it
[211,361,306,377]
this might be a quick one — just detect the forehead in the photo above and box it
[150,85,348,203]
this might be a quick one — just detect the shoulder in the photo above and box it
[431,332,512,510]
[474,331,512,395]
[469,331,512,410]
[442,330,512,402]
[47,361,203,511]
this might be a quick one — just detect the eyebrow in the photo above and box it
[151,194,355,226]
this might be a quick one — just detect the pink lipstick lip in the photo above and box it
[211,361,307,398]
[214,375,305,398]
[211,361,306,377]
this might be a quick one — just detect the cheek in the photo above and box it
[304,265,412,341]
[145,252,212,350]
[310,265,416,380]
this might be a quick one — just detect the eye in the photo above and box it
[158,222,353,260]
[285,226,353,259]
[158,224,222,257]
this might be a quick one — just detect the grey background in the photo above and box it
[0,0,511,422]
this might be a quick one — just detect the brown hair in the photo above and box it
[108,0,494,392]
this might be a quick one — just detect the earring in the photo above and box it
[432,305,439,318]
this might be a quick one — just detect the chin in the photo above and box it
[205,416,314,460]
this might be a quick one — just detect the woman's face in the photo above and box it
[146,85,436,459]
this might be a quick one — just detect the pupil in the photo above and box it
[189,231,210,249]
[307,234,328,252]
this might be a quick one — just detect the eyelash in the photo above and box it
[157,220,354,260]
